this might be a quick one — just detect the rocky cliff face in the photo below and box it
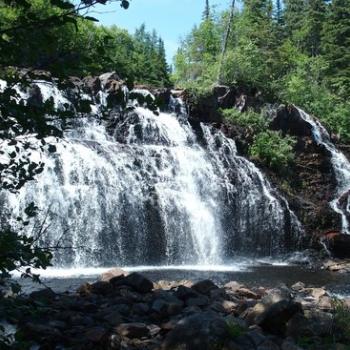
[183,84,347,249]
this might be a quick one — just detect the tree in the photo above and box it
[203,0,210,20]
[321,0,350,96]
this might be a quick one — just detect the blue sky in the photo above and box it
[92,0,230,64]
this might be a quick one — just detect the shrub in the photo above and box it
[221,108,269,133]
[249,130,296,171]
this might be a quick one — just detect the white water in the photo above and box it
[296,107,350,233]
[0,81,303,268]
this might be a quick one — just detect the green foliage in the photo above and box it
[222,108,269,133]
[250,130,296,171]
[226,320,245,338]
[174,0,350,143]
[0,1,170,86]
[334,300,350,342]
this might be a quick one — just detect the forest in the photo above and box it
[174,0,350,142]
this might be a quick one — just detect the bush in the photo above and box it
[221,108,269,133]
[249,130,296,171]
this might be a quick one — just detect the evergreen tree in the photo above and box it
[284,0,306,46]
[321,0,350,96]
[203,0,210,20]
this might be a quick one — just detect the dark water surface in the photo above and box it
[19,265,350,296]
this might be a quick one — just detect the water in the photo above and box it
[1,81,303,268]
[296,107,350,233]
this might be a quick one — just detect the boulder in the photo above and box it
[82,76,101,95]
[161,312,229,350]
[271,105,313,137]
[322,233,350,258]
[100,268,127,282]
[99,72,121,87]
[116,323,150,339]
[111,272,153,293]
[256,300,302,335]
[191,280,219,295]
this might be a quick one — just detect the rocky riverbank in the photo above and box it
[2,269,350,350]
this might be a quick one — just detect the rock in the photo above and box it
[225,281,243,292]
[291,282,305,292]
[323,233,350,258]
[186,295,209,307]
[271,105,313,137]
[175,285,199,300]
[116,323,150,339]
[100,268,127,282]
[82,76,101,94]
[257,339,280,350]
[282,340,304,350]
[99,71,121,87]
[191,280,219,295]
[129,89,157,111]
[112,272,153,293]
[237,287,259,299]
[132,302,150,315]
[151,297,184,317]
[153,88,171,109]
[30,288,56,302]
[90,281,113,295]
[256,300,302,335]
[84,327,107,343]
[161,312,228,350]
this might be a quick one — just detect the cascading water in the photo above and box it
[296,107,350,233]
[0,81,303,267]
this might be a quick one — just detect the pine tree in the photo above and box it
[203,0,210,20]
[321,0,350,96]
[284,0,306,44]
[303,0,327,56]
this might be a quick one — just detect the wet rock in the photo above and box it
[99,72,121,87]
[175,285,199,300]
[116,323,150,339]
[237,287,259,299]
[100,268,128,282]
[82,76,101,94]
[225,281,243,292]
[191,279,219,295]
[132,302,150,315]
[282,339,304,350]
[323,233,350,258]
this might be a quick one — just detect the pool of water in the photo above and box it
[17,261,350,296]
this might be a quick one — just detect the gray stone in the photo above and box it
[116,323,150,339]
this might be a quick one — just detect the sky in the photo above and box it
[91,0,230,64]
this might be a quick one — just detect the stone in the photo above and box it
[132,302,150,315]
[112,272,153,293]
[29,288,56,302]
[323,233,350,259]
[256,300,302,335]
[191,279,219,295]
[305,287,327,301]
[161,312,228,350]
[116,323,150,339]
[257,339,280,350]
[82,76,101,94]
[84,327,106,343]
[99,71,121,87]
[100,268,127,282]
[224,281,242,292]
[186,295,209,307]
[291,282,305,292]
[282,340,304,350]
[175,285,199,300]
[151,298,184,317]
[237,288,259,299]
[90,281,113,295]
[318,296,332,310]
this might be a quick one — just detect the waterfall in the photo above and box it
[296,107,350,233]
[0,81,303,267]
